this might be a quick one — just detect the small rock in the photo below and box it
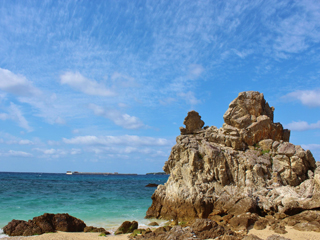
[266,234,291,240]
[148,222,159,226]
[115,221,138,235]
[145,183,158,187]
[253,218,268,230]
[243,235,263,240]
[84,226,109,233]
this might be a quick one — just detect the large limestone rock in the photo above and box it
[146,91,317,222]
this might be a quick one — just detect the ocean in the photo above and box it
[0,172,168,237]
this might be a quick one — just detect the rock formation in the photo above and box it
[180,110,205,135]
[3,213,86,236]
[146,91,318,223]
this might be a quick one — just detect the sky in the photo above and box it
[0,0,319,174]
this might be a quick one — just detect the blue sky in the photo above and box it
[0,0,319,174]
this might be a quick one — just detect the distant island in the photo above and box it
[146,172,168,175]
[66,171,137,175]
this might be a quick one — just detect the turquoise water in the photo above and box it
[0,172,168,234]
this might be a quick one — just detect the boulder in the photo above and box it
[84,226,110,234]
[3,213,86,236]
[115,221,138,235]
[180,110,204,135]
[253,218,268,230]
[229,213,259,233]
[148,222,159,226]
[3,220,42,236]
[51,213,86,232]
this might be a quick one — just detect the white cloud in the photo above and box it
[63,135,172,147]
[33,148,56,154]
[33,148,70,158]
[18,140,34,145]
[0,113,10,120]
[285,90,320,107]
[60,72,115,96]
[111,72,139,88]
[118,103,128,108]
[0,103,33,132]
[285,120,320,131]
[6,150,33,157]
[55,117,66,125]
[301,144,320,151]
[232,49,253,59]
[71,148,81,155]
[72,129,80,134]
[159,97,176,105]
[89,104,145,129]
[187,64,204,80]
[0,68,41,97]
[178,91,201,105]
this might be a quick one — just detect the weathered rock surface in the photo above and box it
[3,213,86,236]
[146,91,318,225]
[180,110,205,135]
[132,219,244,240]
[84,226,110,234]
[115,220,138,235]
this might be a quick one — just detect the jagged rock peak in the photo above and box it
[223,91,274,128]
[221,91,290,148]
[180,110,204,135]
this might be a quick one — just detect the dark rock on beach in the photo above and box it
[148,222,159,226]
[3,220,42,237]
[84,226,110,234]
[3,213,86,236]
[115,220,138,235]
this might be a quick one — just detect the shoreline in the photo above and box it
[2,225,320,240]
[0,232,131,240]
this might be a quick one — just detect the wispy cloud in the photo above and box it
[60,72,115,97]
[285,120,320,131]
[302,144,320,151]
[4,150,33,157]
[0,103,33,132]
[89,104,145,129]
[284,90,320,107]
[63,135,172,147]
[178,91,201,106]
[271,1,320,56]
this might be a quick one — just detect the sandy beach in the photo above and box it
[248,226,320,240]
[2,226,320,240]
[1,232,130,240]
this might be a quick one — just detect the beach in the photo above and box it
[1,232,130,240]
[248,226,320,240]
[3,226,320,240]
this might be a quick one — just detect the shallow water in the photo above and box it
[0,172,168,233]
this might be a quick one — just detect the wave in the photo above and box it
[0,229,8,239]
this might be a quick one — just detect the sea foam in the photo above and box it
[0,229,8,239]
